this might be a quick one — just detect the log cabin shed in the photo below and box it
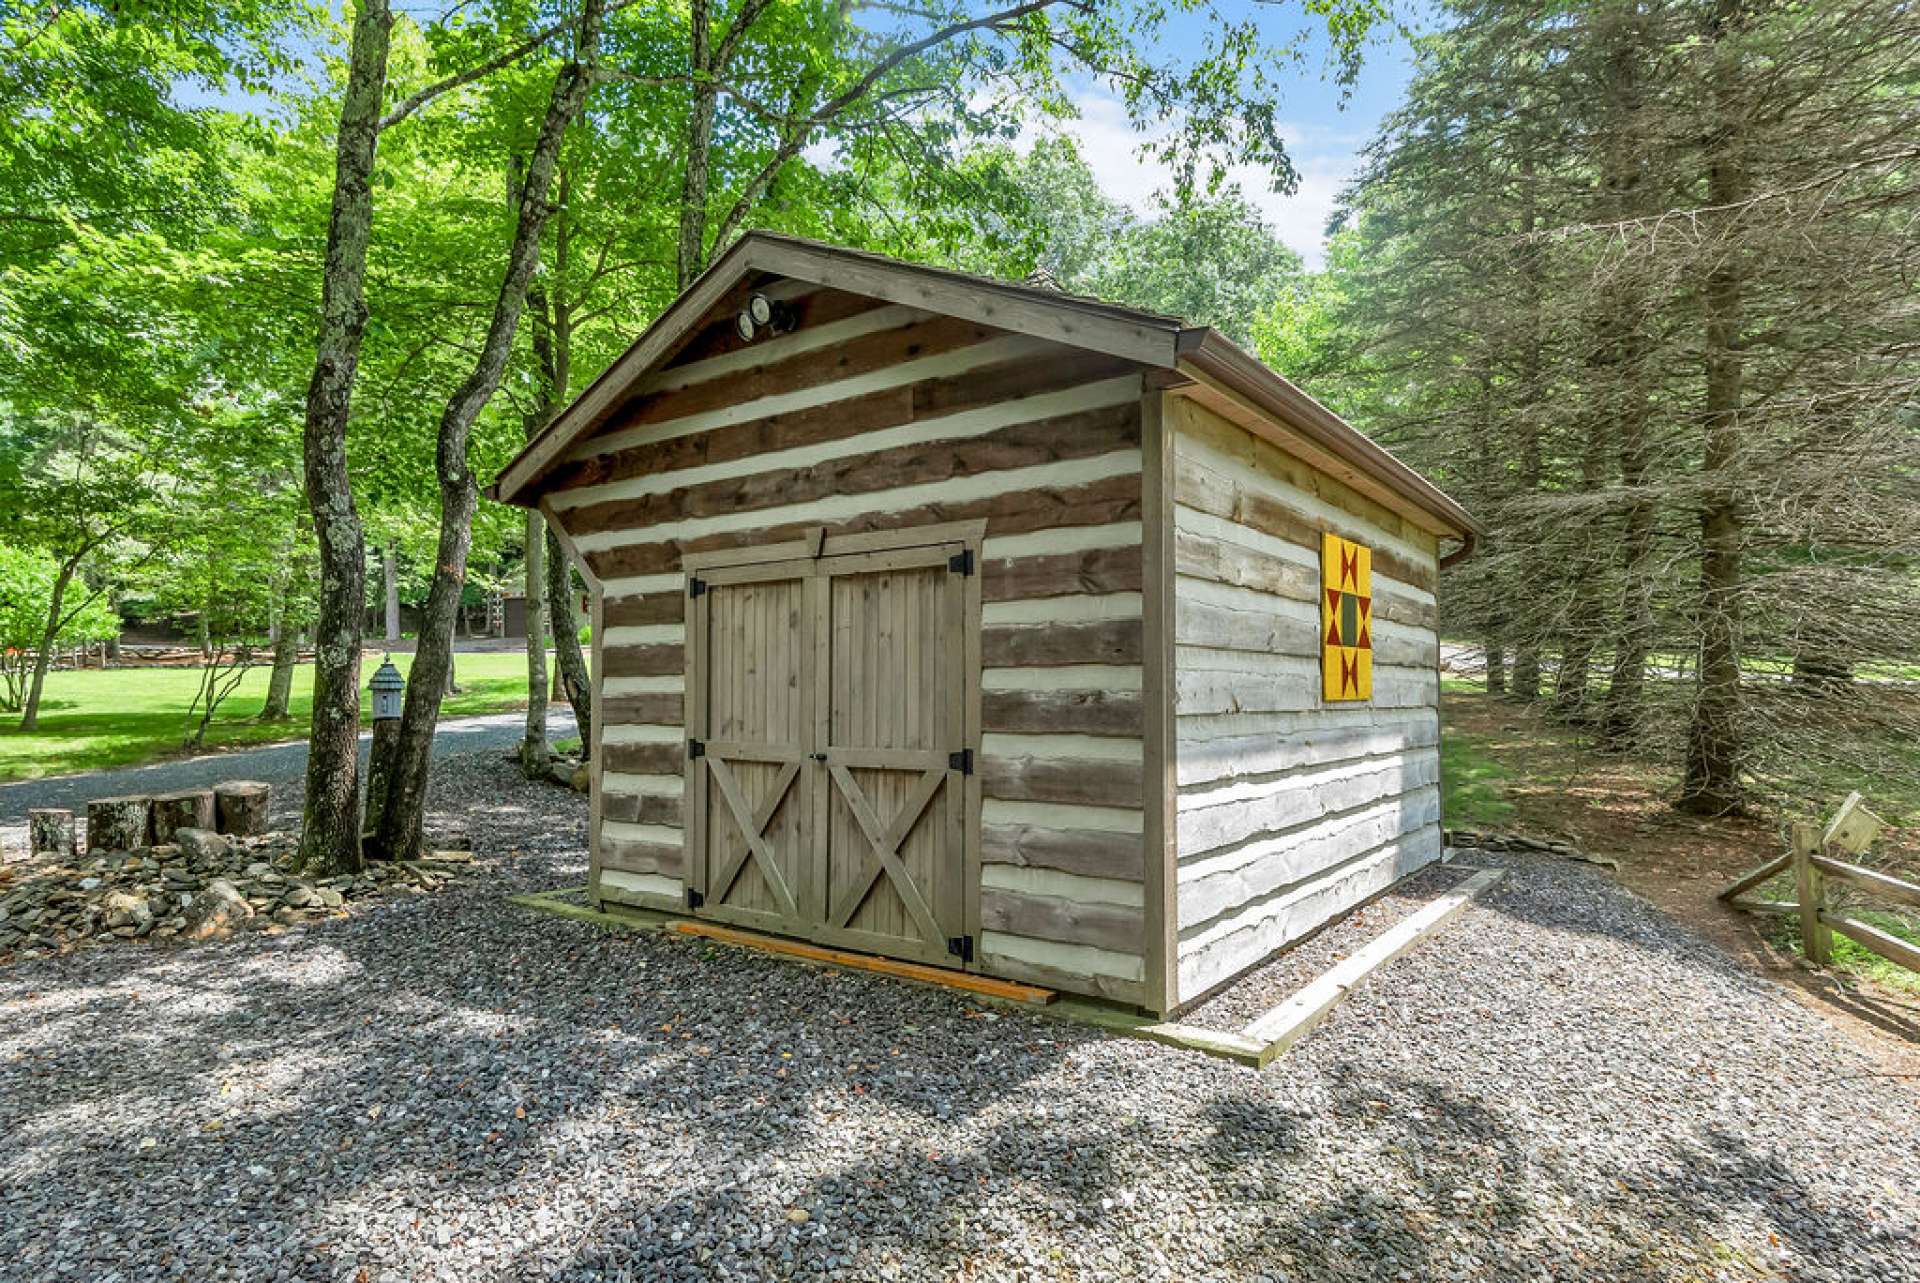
[491,232,1482,1017]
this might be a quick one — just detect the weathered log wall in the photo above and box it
[1169,396,1445,1006]
[545,283,1150,1003]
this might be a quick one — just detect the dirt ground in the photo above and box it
[1443,690,1920,1075]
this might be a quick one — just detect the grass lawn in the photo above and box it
[0,652,537,784]
[1439,729,1518,830]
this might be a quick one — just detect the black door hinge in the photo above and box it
[947,549,974,576]
[688,576,707,598]
[948,748,973,775]
[687,738,705,759]
[685,887,705,910]
[947,934,974,962]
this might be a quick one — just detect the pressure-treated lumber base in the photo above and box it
[1237,866,1505,1062]
[507,887,1055,1004]
[670,920,1056,1005]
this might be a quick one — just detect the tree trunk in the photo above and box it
[19,553,76,731]
[261,584,296,720]
[1679,0,1748,816]
[676,0,718,287]
[30,809,76,859]
[1593,21,1655,751]
[526,233,589,753]
[154,789,217,844]
[1599,474,1656,746]
[1552,640,1594,717]
[1792,652,1852,693]
[1510,649,1541,702]
[383,543,400,642]
[1506,151,1546,708]
[521,508,551,775]
[547,526,591,749]
[374,1,605,861]
[297,0,393,877]
[262,625,297,720]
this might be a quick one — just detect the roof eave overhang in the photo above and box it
[1171,328,1484,545]
[488,232,1481,560]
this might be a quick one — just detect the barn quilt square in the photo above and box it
[1322,531,1373,702]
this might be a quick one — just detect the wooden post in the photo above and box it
[29,809,75,859]
[214,781,271,836]
[362,717,403,857]
[1790,821,1832,966]
[153,789,217,845]
[87,795,153,853]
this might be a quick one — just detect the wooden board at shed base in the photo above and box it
[670,919,1055,1005]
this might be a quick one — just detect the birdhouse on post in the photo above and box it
[370,659,405,721]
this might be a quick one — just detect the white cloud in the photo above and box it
[1024,89,1358,269]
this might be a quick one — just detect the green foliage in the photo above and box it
[0,544,119,711]
[3,0,1393,751]
[1327,0,1920,812]
[865,137,1305,346]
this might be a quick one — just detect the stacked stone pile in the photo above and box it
[0,827,462,958]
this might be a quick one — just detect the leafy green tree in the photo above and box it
[144,501,281,748]
[0,545,119,713]
[0,419,170,727]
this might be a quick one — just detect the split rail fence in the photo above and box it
[1720,817,1920,975]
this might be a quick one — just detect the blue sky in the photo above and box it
[1039,4,1430,266]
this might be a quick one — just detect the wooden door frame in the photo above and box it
[682,519,988,572]
[681,520,985,966]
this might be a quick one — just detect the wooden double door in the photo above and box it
[684,535,975,967]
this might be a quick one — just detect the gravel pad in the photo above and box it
[2,754,1916,1282]
[1180,860,1477,1032]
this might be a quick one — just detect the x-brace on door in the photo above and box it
[685,536,972,967]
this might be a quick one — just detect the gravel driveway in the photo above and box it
[2,752,1915,1282]
[0,709,575,854]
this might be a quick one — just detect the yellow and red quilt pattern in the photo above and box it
[1322,531,1373,702]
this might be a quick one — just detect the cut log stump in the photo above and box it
[29,809,76,859]
[214,781,271,837]
[87,796,153,853]
[153,789,216,845]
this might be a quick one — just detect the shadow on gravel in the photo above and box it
[4,777,1915,1281]
[1165,1065,1903,1283]
[0,878,1097,1277]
